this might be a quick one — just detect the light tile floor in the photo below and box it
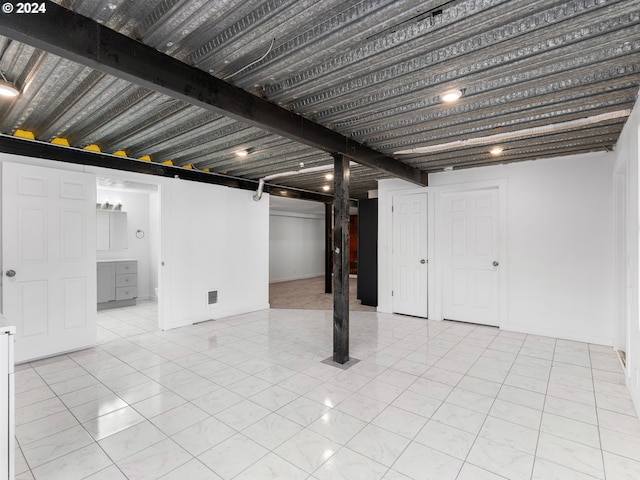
[97,300,159,343]
[13,309,640,479]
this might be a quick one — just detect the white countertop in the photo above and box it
[0,314,15,335]
[97,259,138,263]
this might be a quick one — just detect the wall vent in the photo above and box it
[208,290,218,305]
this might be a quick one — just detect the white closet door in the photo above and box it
[442,188,500,326]
[392,192,428,317]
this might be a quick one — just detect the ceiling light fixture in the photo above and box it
[0,71,19,97]
[325,173,334,180]
[235,149,249,157]
[322,185,331,191]
[440,89,462,103]
[490,147,503,155]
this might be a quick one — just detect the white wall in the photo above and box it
[614,96,640,415]
[0,153,270,331]
[433,153,615,344]
[379,153,616,345]
[160,178,269,329]
[96,187,153,299]
[269,211,325,282]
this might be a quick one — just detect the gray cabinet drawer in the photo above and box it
[116,274,137,287]
[115,286,137,300]
[116,261,137,274]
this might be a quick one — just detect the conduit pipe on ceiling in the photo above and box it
[253,162,358,201]
[253,178,265,201]
[394,109,632,155]
[264,161,357,181]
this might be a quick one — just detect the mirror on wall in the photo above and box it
[96,208,128,250]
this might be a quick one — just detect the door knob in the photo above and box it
[420,259,426,264]
[5,269,16,277]
[492,261,499,267]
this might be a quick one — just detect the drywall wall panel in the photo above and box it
[159,178,269,329]
[614,96,640,417]
[377,153,615,346]
[428,153,615,345]
[269,212,324,283]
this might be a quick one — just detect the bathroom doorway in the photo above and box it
[95,176,161,342]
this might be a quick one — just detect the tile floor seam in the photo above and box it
[16,361,109,455]
[20,428,110,480]
[530,335,556,480]
[311,443,393,480]
[301,320,456,478]
[14,308,640,480]
[592,345,609,480]
[204,436,270,479]
[19,325,199,479]
[387,321,500,479]
[458,326,535,478]
[131,436,196,479]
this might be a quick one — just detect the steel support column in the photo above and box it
[332,153,350,364]
[325,202,332,294]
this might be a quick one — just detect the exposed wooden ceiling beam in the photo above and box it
[0,1,428,186]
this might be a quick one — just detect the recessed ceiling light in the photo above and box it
[235,149,249,157]
[325,173,334,180]
[490,146,504,155]
[441,89,462,103]
[322,185,330,191]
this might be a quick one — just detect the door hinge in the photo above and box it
[391,205,394,212]
[391,290,394,296]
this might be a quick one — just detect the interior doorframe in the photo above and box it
[386,186,430,316]
[94,171,164,332]
[391,190,429,317]
[429,179,508,328]
[613,162,630,373]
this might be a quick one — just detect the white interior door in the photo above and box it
[442,188,500,326]
[392,192,428,317]
[2,162,96,362]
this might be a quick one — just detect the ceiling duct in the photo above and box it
[395,110,632,155]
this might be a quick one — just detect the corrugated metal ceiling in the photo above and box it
[0,0,638,198]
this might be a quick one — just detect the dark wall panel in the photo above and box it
[357,198,378,306]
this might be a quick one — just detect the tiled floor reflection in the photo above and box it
[97,300,159,343]
[14,309,640,479]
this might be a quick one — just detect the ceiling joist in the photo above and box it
[0,1,428,187]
